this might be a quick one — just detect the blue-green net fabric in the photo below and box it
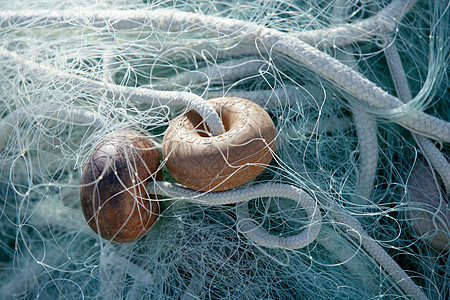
[0,1,448,299]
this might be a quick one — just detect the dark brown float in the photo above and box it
[80,129,160,242]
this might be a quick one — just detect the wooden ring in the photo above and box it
[80,129,160,242]
[163,97,276,191]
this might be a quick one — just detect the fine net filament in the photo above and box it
[0,1,448,299]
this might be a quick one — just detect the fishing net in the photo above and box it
[0,0,448,299]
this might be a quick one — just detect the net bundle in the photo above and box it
[0,0,448,299]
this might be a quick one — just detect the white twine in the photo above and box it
[148,181,322,250]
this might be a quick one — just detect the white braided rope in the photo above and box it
[0,0,416,48]
[101,31,117,84]
[155,56,266,90]
[0,47,225,136]
[329,3,404,296]
[316,224,380,292]
[384,40,450,193]
[0,103,107,150]
[255,29,450,142]
[296,0,418,48]
[206,86,299,108]
[334,0,379,204]
[384,40,414,102]
[187,5,446,142]
[329,2,424,295]
[0,1,440,300]
[331,209,429,300]
[2,4,447,141]
[147,181,321,250]
[350,103,378,202]
[414,135,450,193]
[135,7,450,141]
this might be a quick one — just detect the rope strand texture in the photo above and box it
[384,41,450,193]
[2,5,448,141]
[338,42,379,204]
[155,57,266,90]
[0,47,225,136]
[296,0,418,48]
[256,29,450,142]
[0,103,107,150]
[331,209,429,300]
[148,181,321,250]
[0,0,416,47]
[206,87,299,108]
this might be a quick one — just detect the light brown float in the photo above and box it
[80,129,160,242]
[163,97,276,191]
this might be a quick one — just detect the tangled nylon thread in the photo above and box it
[2,2,448,141]
[0,0,449,299]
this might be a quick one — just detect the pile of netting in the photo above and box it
[0,0,448,299]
